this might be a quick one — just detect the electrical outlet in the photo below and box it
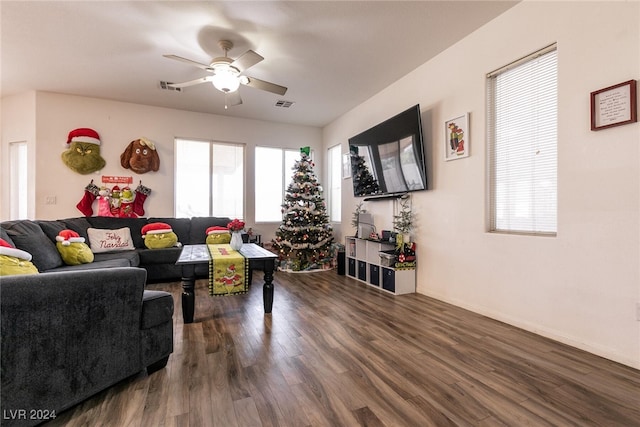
[45,196,56,205]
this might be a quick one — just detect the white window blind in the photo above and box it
[487,45,558,235]
[255,146,301,222]
[175,139,244,219]
[327,144,342,222]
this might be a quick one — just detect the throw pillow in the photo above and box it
[55,230,94,265]
[0,238,38,275]
[87,227,135,253]
[141,222,179,249]
[205,226,231,244]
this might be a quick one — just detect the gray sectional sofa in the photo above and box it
[1,268,173,427]
[0,216,233,426]
[1,215,233,282]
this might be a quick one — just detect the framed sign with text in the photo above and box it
[590,80,637,131]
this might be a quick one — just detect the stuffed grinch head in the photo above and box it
[56,230,94,265]
[0,238,38,275]
[61,128,106,174]
[205,226,231,244]
[142,222,179,249]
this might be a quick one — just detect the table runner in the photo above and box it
[207,244,248,296]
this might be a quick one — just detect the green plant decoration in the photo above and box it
[351,202,366,235]
[392,197,413,235]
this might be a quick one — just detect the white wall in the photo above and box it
[1,92,37,220]
[325,1,640,368]
[1,92,322,242]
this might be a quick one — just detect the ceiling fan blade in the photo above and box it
[231,50,264,72]
[168,76,212,88]
[163,54,212,71]
[225,91,243,109]
[243,76,288,96]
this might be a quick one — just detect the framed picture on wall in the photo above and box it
[590,79,637,131]
[445,113,470,161]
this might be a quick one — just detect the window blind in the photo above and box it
[487,46,558,235]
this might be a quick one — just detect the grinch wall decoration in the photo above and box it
[62,128,106,174]
[120,137,160,174]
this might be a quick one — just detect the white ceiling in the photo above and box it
[1,1,518,127]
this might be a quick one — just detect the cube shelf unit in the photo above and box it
[345,237,415,295]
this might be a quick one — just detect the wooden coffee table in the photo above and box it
[175,244,278,323]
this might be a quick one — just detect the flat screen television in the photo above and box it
[349,104,427,198]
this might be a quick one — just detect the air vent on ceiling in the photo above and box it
[159,81,182,92]
[275,100,295,108]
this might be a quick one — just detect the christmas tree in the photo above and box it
[350,149,380,196]
[272,147,334,271]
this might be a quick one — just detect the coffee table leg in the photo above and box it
[181,265,195,324]
[263,261,275,313]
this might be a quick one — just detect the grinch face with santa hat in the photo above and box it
[61,127,106,174]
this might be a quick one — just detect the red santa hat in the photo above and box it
[56,229,85,246]
[206,226,230,235]
[0,238,32,261]
[142,222,173,238]
[67,128,101,146]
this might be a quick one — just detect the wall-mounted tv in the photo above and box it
[349,104,427,198]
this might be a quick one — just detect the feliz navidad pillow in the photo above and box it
[87,227,135,253]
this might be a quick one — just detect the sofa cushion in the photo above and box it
[45,258,130,272]
[1,220,63,271]
[148,217,191,245]
[93,251,140,266]
[36,220,68,243]
[61,217,93,240]
[87,227,135,253]
[137,248,181,265]
[0,228,15,247]
[87,217,147,248]
[141,291,174,329]
[189,217,231,245]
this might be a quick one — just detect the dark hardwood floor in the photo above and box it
[50,270,640,426]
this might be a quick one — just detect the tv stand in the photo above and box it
[345,237,416,295]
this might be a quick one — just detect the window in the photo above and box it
[9,141,28,219]
[327,145,342,222]
[487,44,557,235]
[255,147,303,222]
[175,138,244,219]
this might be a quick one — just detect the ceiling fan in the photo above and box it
[164,40,287,109]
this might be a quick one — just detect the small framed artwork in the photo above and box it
[590,80,637,131]
[342,153,351,179]
[445,113,469,161]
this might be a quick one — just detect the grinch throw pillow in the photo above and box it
[0,238,39,275]
[205,226,231,244]
[56,230,94,265]
[141,222,180,249]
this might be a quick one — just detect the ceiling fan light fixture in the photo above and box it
[211,67,240,93]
